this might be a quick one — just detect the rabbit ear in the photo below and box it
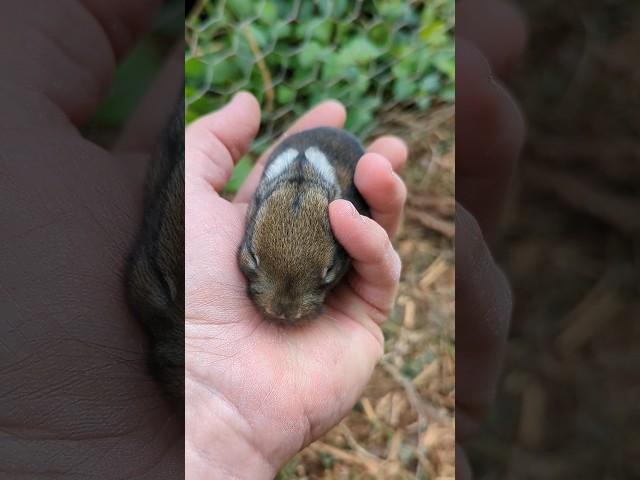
[304,147,338,186]
[264,148,299,181]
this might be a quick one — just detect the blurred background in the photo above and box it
[82,0,183,146]
[467,1,640,478]
[186,1,455,478]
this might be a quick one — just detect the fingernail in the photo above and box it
[380,155,393,173]
[230,91,252,106]
[346,201,359,218]
[230,91,244,103]
[350,203,365,223]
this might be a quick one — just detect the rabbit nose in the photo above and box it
[272,303,299,322]
[265,305,286,319]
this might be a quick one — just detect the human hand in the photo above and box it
[185,93,408,478]
[456,0,527,478]
[0,2,183,478]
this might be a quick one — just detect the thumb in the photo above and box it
[185,92,261,195]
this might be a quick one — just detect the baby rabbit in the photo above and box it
[238,126,370,325]
[124,93,184,412]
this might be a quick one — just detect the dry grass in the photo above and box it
[278,106,455,479]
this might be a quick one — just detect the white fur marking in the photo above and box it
[265,148,298,180]
[305,147,337,185]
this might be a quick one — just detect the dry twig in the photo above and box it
[405,208,455,238]
[381,359,449,426]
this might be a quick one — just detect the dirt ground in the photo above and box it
[277,106,455,479]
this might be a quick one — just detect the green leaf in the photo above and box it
[420,73,441,94]
[321,55,342,80]
[351,75,371,95]
[433,50,455,79]
[273,21,293,40]
[420,19,447,45]
[414,48,432,77]
[185,58,206,82]
[393,77,417,101]
[211,58,241,87]
[224,156,254,193]
[188,95,221,118]
[297,0,314,21]
[378,0,407,21]
[297,41,327,69]
[332,0,349,18]
[391,59,413,80]
[227,0,254,20]
[276,85,296,104]
[345,96,380,134]
[440,83,455,102]
[311,19,333,43]
[248,24,269,48]
[258,1,278,25]
[337,37,381,66]
[185,109,199,124]
[333,22,350,44]
[369,23,391,47]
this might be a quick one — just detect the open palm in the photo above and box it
[185,92,408,477]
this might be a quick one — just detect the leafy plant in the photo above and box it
[186,0,454,190]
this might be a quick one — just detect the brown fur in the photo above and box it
[239,127,370,325]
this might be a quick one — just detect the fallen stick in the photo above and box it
[405,208,455,238]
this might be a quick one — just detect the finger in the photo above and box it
[457,0,527,78]
[233,100,346,203]
[113,40,184,153]
[456,38,525,242]
[0,1,162,125]
[329,200,402,323]
[185,92,261,194]
[354,153,407,237]
[455,204,512,430]
[366,135,408,172]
